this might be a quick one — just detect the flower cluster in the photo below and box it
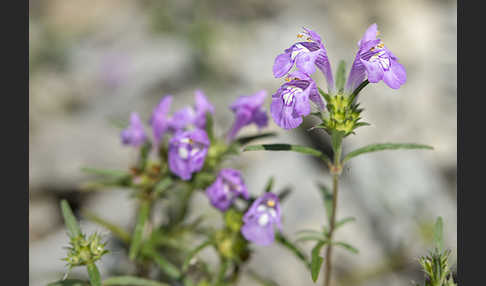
[271,24,406,135]
[120,90,283,246]
[121,90,268,181]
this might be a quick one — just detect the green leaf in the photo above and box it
[47,279,88,286]
[336,60,347,92]
[137,142,152,171]
[205,112,215,142]
[247,269,279,286]
[311,240,327,282]
[81,167,130,178]
[264,176,275,193]
[103,276,169,286]
[146,250,182,279]
[335,217,356,230]
[317,183,333,224]
[275,233,310,270]
[342,143,434,163]
[83,211,131,244]
[153,176,173,197]
[244,144,331,165]
[182,240,213,272]
[60,200,81,238]
[129,200,151,260]
[434,216,444,252]
[333,241,359,254]
[277,187,292,202]
[318,87,332,103]
[295,236,328,243]
[87,263,102,286]
[349,79,369,103]
[235,132,277,146]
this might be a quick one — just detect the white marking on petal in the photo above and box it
[268,209,277,218]
[190,148,199,156]
[290,44,310,60]
[180,138,191,144]
[178,147,189,159]
[257,205,267,212]
[282,86,303,105]
[258,213,269,226]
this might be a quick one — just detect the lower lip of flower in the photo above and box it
[282,87,302,105]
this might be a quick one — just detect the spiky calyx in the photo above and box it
[63,233,108,267]
[319,93,369,136]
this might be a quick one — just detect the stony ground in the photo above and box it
[29,0,456,285]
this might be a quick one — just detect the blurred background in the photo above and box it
[29,0,457,285]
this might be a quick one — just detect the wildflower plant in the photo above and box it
[46,24,447,286]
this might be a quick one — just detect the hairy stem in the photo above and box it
[323,174,339,286]
[324,134,342,286]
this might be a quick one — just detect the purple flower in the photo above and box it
[241,192,282,246]
[273,28,334,93]
[168,129,210,180]
[206,168,249,211]
[168,90,214,132]
[346,23,406,92]
[150,96,173,147]
[226,90,268,141]
[121,112,147,147]
[270,71,324,130]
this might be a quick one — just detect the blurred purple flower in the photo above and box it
[346,23,406,92]
[273,28,334,93]
[226,90,268,141]
[270,71,323,130]
[168,90,214,132]
[206,168,249,211]
[150,96,173,147]
[241,192,282,246]
[121,112,147,147]
[168,129,210,180]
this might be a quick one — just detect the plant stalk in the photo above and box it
[324,134,342,286]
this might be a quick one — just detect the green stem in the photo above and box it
[324,135,343,286]
[129,199,152,260]
[87,263,102,286]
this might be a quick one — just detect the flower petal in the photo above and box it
[273,52,293,78]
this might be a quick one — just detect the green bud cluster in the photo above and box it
[213,209,249,261]
[418,248,456,286]
[321,93,368,136]
[63,233,108,267]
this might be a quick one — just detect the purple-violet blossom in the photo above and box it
[150,95,173,147]
[121,112,147,147]
[206,168,249,211]
[168,129,210,180]
[226,90,268,141]
[346,23,406,92]
[241,192,282,246]
[273,28,334,94]
[168,90,214,132]
[270,71,324,130]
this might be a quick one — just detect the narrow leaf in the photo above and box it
[343,143,434,163]
[317,183,333,224]
[247,270,279,286]
[86,263,102,286]
[182,240,213,272]
[103,276,169,286]
[311,241,327,282]
[318,87,332,103]
[47,280,88,286]
[60,200,81,238]
[335,217,356,230]
[235,132,277,145]
[334,241,359,254]
[349,79,369,103]
[244,144,331,165]
[264,176,275,193]
[137,142,152,171]
[434,216,444,252]
[205,112,215,142]
[295,236,328,243]
[148,251,182,279]
[83,211,131,244]
[277,187,292,202]
[129,200,151,260]
[276,233,310,270]
[336,60,347,92]
[153,176,173,197]
[81,167,130,178]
